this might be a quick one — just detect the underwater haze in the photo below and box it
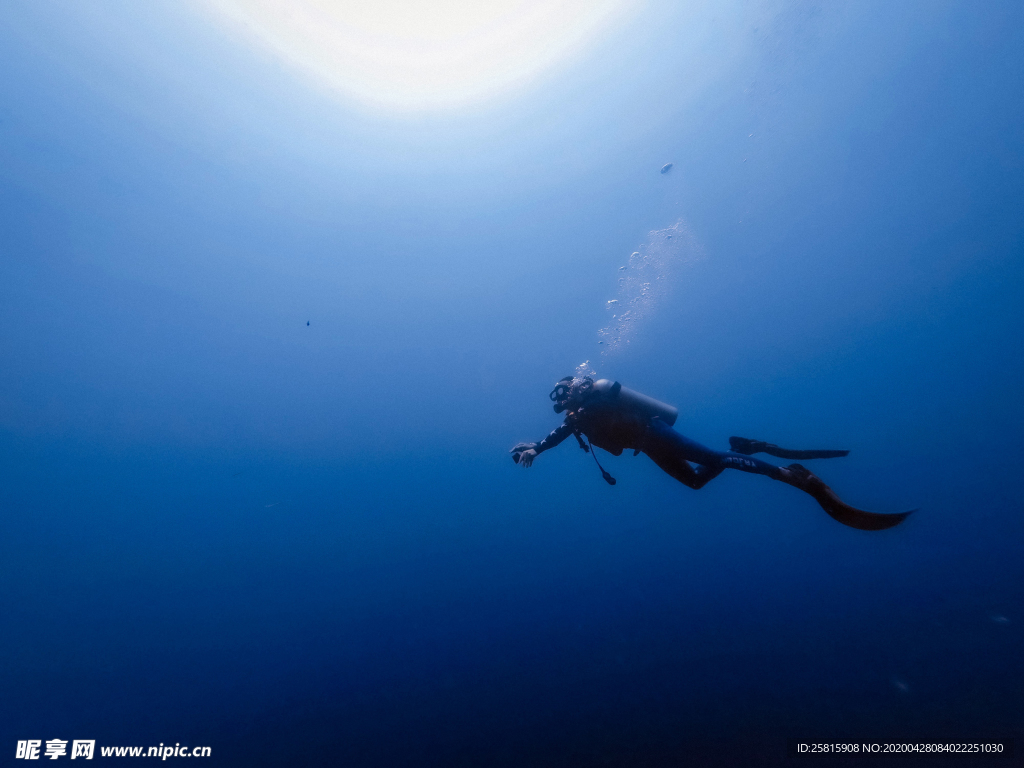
[2,1,1023,765]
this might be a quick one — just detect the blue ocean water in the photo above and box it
[1,2,1022,765]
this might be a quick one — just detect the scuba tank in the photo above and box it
[589,379,678,426]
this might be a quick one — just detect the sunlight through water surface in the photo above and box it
[200,0,636,110]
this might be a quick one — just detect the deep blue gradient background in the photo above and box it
[2,2,1022,765]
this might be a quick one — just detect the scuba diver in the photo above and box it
[511,376,914,531]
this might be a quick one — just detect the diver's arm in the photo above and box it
[511,421,573,467]
[536,421,573,454]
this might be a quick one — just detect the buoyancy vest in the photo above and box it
[570,380,679,455]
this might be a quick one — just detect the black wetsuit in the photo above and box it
[520,382,913,528]
[516,384,913,530]
[534,401,783,489]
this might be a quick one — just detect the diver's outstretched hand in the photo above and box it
[517,449,538,467]
[510,442,539,466]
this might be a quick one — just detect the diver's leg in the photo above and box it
[645,450,722,490]
[647,421,783,477]
[646,425,913,529]
[643,420,785,489]
[642,421,723,489]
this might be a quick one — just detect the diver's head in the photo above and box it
[550,375,594,413]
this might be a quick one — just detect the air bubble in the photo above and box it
[596,220,703,356]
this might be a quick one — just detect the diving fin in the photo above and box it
[780,464,915,531]
[730,436,849,460]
